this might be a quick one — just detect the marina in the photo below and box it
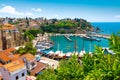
[35,33,109,54]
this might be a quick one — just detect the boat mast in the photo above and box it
[74,38,77,52]
[82,38,84,51]
[57,43,60,51]
[89,40,92,52]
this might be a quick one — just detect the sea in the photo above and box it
[49,22,120,53]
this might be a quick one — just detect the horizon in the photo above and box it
[0,0,120,22]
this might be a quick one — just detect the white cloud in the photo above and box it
[115,15,120,18]
[0,5,33,16]
[31,8,42,12]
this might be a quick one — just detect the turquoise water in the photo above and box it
[50,36,108,53]
[48,22,120,53]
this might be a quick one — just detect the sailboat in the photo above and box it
[79,38,86,57]
[89,40,93,56]
[73,36,79,55]
[55,43,60,55]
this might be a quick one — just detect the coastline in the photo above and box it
[34,33,109,53]
[49,33,110,39]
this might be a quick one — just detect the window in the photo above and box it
[16,76,19,80]
[22,73,25,77]
[31,62,35,67]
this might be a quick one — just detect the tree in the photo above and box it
[23,30,34,42]
[16,42,37,55]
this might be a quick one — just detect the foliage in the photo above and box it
[23,29,43,41]
[16,42,37,55]
[37,69,57,80]
[40,19,92,33]
[37,33,120,80]
[28,29,43,37]
[23,30,35,41]
[109,33,120,53]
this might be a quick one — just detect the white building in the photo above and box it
[0,60,27,80]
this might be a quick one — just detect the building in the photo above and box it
[0,48,19,65]
[20,54,37,71]
[30,62,47,76]
[21,54,47,76]
[0,24,20,50]
[0,60,27,80]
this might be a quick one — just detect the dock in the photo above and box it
[89,33,110,39]
[64,35,72,41]
[50,33,110,39]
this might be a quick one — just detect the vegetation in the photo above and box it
[37,33,120,80]
[16,42,37,55]
[41,19,93,33]
[23,29,43,41]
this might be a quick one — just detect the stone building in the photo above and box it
[0,24,21,51]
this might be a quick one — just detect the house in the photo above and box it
[20,54,47,76]
[0,60,27,80]
[20,54,37,71]
[40,57,59,69]
[0,48,19,65]
[30,62,47,76]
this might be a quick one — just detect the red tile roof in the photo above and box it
[30,62,47,75]
[2,24,16,30]
[3,60,25,72]
[20,53,35,61]
[4,47,16,53]
[0,48,17,62]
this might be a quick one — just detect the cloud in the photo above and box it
[0,5,33,16]
[31,8,42,12]
[115,15,120,18]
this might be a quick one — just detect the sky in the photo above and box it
[0,0,120,22]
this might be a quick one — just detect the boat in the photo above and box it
[102,47,115,54]
[79,50,86,57]
[82,36,101,42]
[66,52,72,58]
[36,41,54,51]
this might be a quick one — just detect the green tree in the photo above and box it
[16,42,37,55]
[23,30,34,41]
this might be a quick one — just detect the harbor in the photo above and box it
[35,33,109,55]
[32,33,53,52]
